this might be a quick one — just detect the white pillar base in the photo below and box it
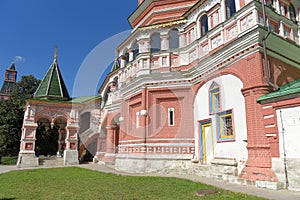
[63,150,79,165]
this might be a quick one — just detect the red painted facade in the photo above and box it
[97,0,300,184]
[17,0,300,188]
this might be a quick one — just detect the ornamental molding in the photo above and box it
[139,19,187,31]
[35,109,70,122]
[186,0,220,25]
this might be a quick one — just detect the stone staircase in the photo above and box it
[38,156,64,166]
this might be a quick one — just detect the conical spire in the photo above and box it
[7,61,16,71]
[34,48,70,100]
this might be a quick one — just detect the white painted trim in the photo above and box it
[118,143,194,147]
[264,114,274,119]
[265,124,276,128]
[262,105,273,109]
[104,153,116,157]
[119,138,194,143]
[116,153,193,160]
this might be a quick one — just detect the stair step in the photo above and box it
[39,157,64,166]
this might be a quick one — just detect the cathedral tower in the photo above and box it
[0,62,17,100]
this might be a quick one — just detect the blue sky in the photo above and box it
[0,1,136,97]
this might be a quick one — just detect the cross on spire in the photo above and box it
[54,47,58,63]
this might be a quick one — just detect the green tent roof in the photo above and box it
[257,78,300,102]
[34,55,70,101]
[69,96,101,104]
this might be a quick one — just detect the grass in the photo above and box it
[0,167,265,200]
[0,156,18,165]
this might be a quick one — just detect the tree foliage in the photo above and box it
[0,75,40,156]
[10,75,41,104]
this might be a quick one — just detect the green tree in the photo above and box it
[35,123,59,157]
[0,75,40,156]
[10,75,41,104]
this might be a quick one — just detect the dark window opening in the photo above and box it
[200,15,209,36]
[133,42,139,59]
[169,29,179,49]
[289,4,297,22]
[226,0,236,19]
[168,108,174,126]
[151,33,161,53]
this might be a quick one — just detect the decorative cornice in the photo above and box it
[139,19,187,31]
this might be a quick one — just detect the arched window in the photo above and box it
[133,41,139,59]
[151,33,161,53]
[200,14,208,36]
[289,4,296,22]
[209,82,221,113]
[169,29,179,49]
[125,51,129,63]
[8,72,13,80]
[113,76,119,90]
[226,0,236,19]
[37,118,51,129]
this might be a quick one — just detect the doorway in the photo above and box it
[199,120,214,164]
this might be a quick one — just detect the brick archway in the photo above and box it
[101,112,120,163]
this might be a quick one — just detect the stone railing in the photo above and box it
[116,1,298,85]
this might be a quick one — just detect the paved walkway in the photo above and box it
[1,163,300,200]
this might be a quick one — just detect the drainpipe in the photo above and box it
[279,109,289,189]
[262,0,279,90]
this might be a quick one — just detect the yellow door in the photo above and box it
[200,121,214,163]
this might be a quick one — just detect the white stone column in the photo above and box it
[221,0,227,22]
[275,0,280,13]
[280,4,285,16]
[196,19,201,39]
[25,105,31,119]
[279,21,284,36]
[120,55,126,68]
[167,55,170,67]
[179,32,186,47]
[128,49,134,62]
[208,15,212,30]
[159,56,163,67]
[160,35,169,51]
[253,8,259,24]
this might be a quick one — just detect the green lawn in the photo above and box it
[0,167,265,200]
